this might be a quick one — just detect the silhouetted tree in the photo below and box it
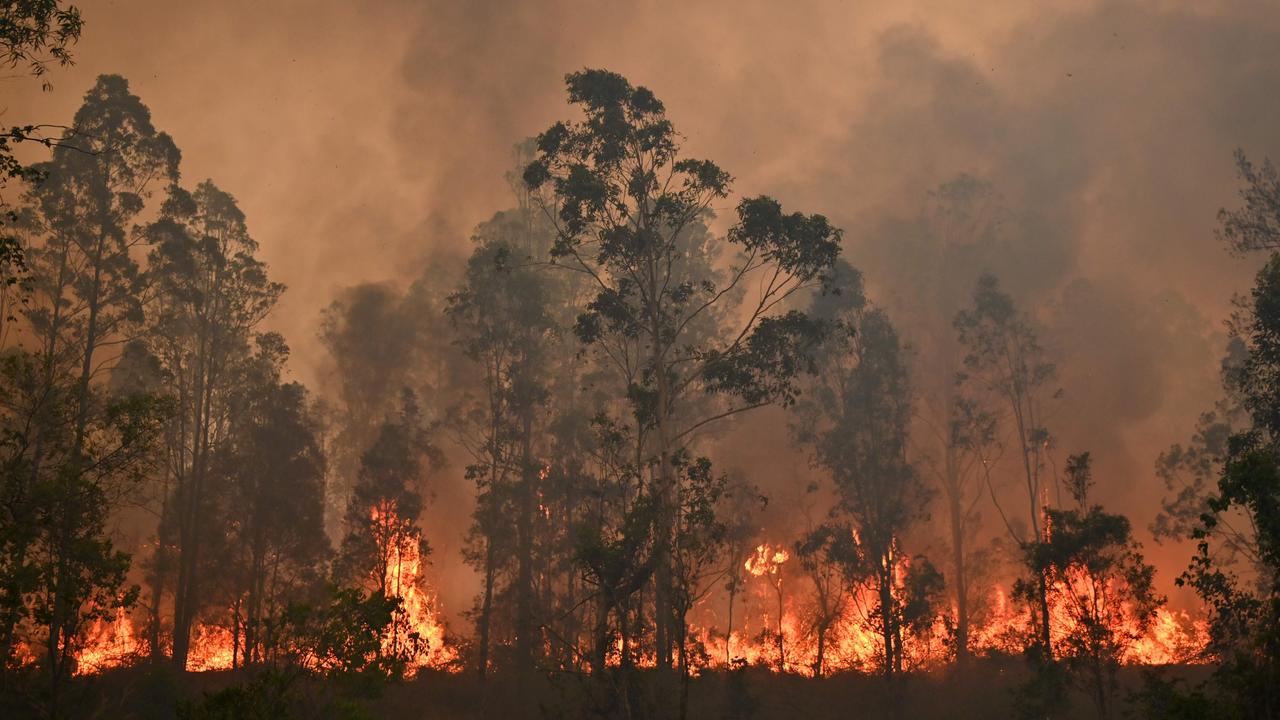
[524,67,842,679]
[795,283,934,679]
[144,178,282,669]
[1022,453,1160,720]
[221,349,328,667]
[955,274,1060,657]
[0,74,175,713]
[448,206,557,676]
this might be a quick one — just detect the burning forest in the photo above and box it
[4,1,1280,719]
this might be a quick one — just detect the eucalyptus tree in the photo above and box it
[220,343,328,667]
[884,176,1010,665]
[794,280,933,679]
[447,209,557,676]
[0,73,174,710]
[1022,453,1160,720]
[955,274,1059,657]
[143,179,282,669]
[1,0,84,305]
[523,68,842,670]
[1175,214,1280,717]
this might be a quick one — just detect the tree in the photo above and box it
[882,176,1011,666]
[795,522,856,676]
[719,475,766,667]
[1217,150,1280,255]
[1135,150,1280,720]
[667,452,727,716]
[335,392,443,674]
[955,273,1060,656]
[523,67,842,676]
[1176,251,1280,718]
[1023,453,1161,720]
[221,357,328,667]
[0,0,82,84]
[1,1,84,308]
[0,73,175,713]
[573,414,657,716]
[447,208,557,676]
[143,178,282,669]
[0,350,166,714]
[1153,339,1257,572]
[794,293,933,679]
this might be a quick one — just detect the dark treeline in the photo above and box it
[3,4,1280,720]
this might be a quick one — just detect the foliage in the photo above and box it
[794,283,935,678]
[1021,453,1161,719]
[0,0,81,83]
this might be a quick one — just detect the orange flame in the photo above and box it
[73,609,143,675]
[370,502,457,675]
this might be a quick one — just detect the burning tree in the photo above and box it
[795,523,856,677]
[745,543,790,672]
[1021,453,1161,720]
[335,394,453,675]
[794,280,937,680]
[523,68,843,688]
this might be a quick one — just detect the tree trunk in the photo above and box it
[515,408,536,671]
[945,442,970,667]
[477,537,496,680]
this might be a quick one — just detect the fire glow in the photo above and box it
[61,505,456,677]
[66,536,1205,678]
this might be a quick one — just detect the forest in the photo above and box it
[3,1,1280,719]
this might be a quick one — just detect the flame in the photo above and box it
[73,609,143,675]
[59,504,460,677]
[682,546,1210,677]
[745,543,789,577]
[370,502,457,675]
[1127,608,1209,665]
[54,529,1207,678]
[186,623,235,672]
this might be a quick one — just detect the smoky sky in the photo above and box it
[8,0,1279,615]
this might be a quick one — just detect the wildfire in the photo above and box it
[73,609,143,675]
[186,623,236,672]
[684,545,1211,677]
[371,502,457,675]
[54,534,1208,679]
[745,543,789,576]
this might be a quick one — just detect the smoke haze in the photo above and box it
[9,0,1278,618]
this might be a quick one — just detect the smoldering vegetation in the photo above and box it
[4,2,1280,720]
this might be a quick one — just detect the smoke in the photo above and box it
[8,0,1280,618]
